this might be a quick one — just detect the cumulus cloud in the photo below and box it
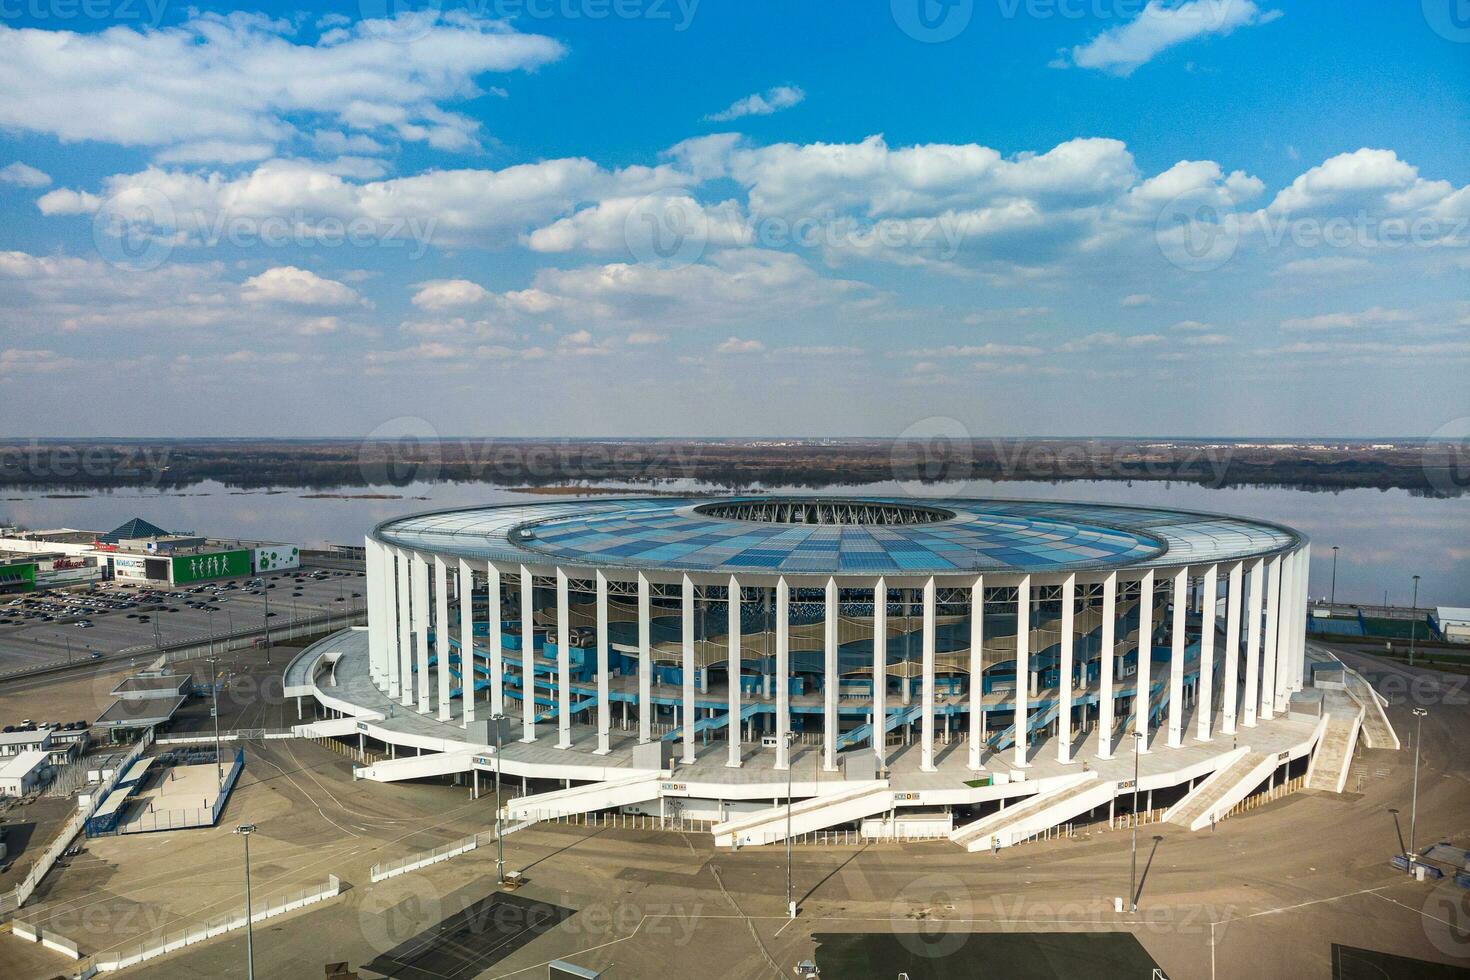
[412,279,491,310]
[0,162,51,188]
[705,85,805,122]
[1060,0,1282,76]
[241,266,360,306]
[0,12,564,160]
[716,336,765,354]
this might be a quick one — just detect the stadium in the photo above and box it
[285,495,1391,850]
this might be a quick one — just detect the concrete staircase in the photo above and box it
[1164,749,1275,831]
[1305,695,1364,793]
[712,782,891,848]
[949,773,1113,852]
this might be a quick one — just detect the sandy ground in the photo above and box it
[0,645,1465,979]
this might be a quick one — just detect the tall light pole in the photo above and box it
[490,712,506,884]
[1329,546,1339,607]
[1408,575,1421,667]
[785,729,797,919]
[235,824,257,980]
[1410,707,1427,861]
[1129,730,1142,913]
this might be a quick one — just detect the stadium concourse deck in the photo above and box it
[287,629,1329,839]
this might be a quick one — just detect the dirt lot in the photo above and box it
[0,647,1464,979]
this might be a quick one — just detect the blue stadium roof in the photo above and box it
[373,496,1302,578]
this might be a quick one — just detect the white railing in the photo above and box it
[370,832,487,883]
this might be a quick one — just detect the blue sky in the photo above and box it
[0,0,1466,437]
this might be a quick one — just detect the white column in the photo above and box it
[967,576,984,771]
[520,565,536,742]
[726,576,741,768]
[1058,574,1076,763]
[595,571,611,756]
[681,574,696,765]
[1243,558,1264,728]
[459,558,475,726]
[637,572,652,744]
[435,556,451,721]
[396,548,413,708]
[365,538,383,686]
[823,577,840,772]
[1295,544,1311,690]
[1013,575,1030,768]
[1097,572,1117,759]
[1221,562,1242,736]
[1168,568,1187,748]
[873,578,887,768]
[1196,563,1217,741]
[414,553,431,715]
[1273,553,1293,716]
[487,562,503,715]
[1134,570,1153,750]
[1260,555,1282,721]
[775,577,791,771]
[383,545,401,701]
[920,577,937,773]
[556,568,571,749]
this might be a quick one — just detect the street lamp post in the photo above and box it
[785,729,797,919]
[1410,707,1427,861]
[235,824,257,980]
[490,712,506,884]
[1408,575,1420,667]
[1130,730,1142,913]
[1329,546,1339,607]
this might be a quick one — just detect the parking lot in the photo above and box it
[0,564,366,676]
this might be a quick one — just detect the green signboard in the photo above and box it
[171,549,250,583]
[1,562,37,591]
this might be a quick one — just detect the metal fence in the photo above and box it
[370,832,489,882]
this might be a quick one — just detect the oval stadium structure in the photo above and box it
[284,495,1355,850]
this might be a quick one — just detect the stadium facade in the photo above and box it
[286,496,1393,849]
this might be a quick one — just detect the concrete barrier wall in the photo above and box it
[12,919,39,942]
[91,874,343,973]
[370,834,483,883]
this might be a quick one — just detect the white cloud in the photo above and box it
[1120,293,1154,307]
[625,330,667,345]
[0,12,564,160]
[1170,319,1214,331]
[1062,0,1282,76]
[241,266,360,307]
[412,279,491,310]
[705,85,805,122]
[0,162,51,188]
[1279,306,1413,332]
[716,336,765,354]
[1265,148,1423,216]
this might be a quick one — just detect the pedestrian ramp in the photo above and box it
[354,748,479,783]
[1305,695,1364,793]
[1343,670,1399,750]
[987,698,1060,753]
[503,773,662,821]
[660,702,764,742]
[712,782,892,848]
[949,773,1112,852]
[1163,749,1275,831]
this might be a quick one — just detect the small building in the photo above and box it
[1438,607,1470,644]
[111,673,192,701]
[0,750,51,796]
[0,728,54,757]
